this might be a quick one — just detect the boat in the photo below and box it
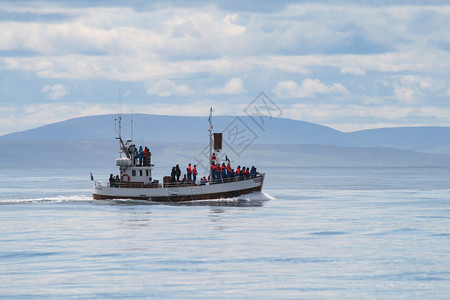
[92,108,265,202]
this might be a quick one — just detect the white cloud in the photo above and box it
[41,83,70,100]
[393,86,416,104]
[340,67,366,76]
[146,79,193,97]
[391,75,443,104]
[0,101,238,135]
[207,77,245,95]
[284,102,450,132]
[222,14,246,36]
[0,102,117,135]
[273,79,348,98]
[1,1,450,133]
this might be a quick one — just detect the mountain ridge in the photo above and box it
[2,113,450,152]
[2,114,450,168]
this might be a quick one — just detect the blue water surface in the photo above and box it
[0,167,449,299]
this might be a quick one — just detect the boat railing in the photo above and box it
[95,173,263,189]
[209,172,263,184]
[95,181,161,189]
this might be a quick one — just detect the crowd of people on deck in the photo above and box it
[170,163,200,184]
[209,153,258,183]
[109,147,259,187]
[127,144,152,166]
[168,153,259,185]
[109,174,121,187]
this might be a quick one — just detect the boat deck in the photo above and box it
[96,174,263,189]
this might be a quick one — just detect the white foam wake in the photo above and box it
[0,195,92,204]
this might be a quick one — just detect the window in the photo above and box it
[132,170,136,176]
[139,170,143,177]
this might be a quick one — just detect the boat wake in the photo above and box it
[1,192,274,207]
[168,191,274,207]
[0,195,92,205]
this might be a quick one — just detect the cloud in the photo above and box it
[146,79,193,97]
[0,100,240,136]
[391,75,443,104]
[1,1,450,134]
[41,83,70,100]
[0,102,117,135]
[273,78,348,98]
[207,77,245,95]
[340,67,366,76]
[284,103,450,132]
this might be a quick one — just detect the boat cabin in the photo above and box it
[116,157,157,186]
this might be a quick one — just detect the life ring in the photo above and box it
[121,174,130,182]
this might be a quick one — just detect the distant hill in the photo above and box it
[348,127,450,154]
[2,114,450,151]
[0,114,352,146]
[1,114,450,168]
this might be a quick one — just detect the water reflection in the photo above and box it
[118,208,152,229]
[208,208,225,230]
[93,192,272,208]
[167,198,266,207]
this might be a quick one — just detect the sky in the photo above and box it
[1,0,450,136]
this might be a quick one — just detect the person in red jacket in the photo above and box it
[210,162,216,182]
[219,163,225,182]
[225,164,232,182]
[192,164,198,182]
[245,167,250,178]
[187,163,192,181]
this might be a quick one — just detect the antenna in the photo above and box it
[118,87,123,116]
[131,106,134,142]
[209,107,213,181]
[115,88,130,159]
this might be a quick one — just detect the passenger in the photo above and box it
[175,164,181,182]
[138,146,143,166]
[144,147,151,166]
[209,162,216,182]
[200,176,207,185]
[221,163,227,182]
[226,164,232,180]
[240,166,245,180]
[114,175,120,186]
[182,174,187,182]
[236,166,241,180]
[211,152,217,162]
[251,166,257,178]
[193,164,198,182]
[171,167,176,182]
[215,163,220,182]
[142,147,148,165]
[210,162,216,182]
[109,174,114,187]
[245,167,250,179]
[187,163,192,181]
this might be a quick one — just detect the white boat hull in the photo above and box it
[93,174,265,202]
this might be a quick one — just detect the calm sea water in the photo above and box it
[1,167,449,299]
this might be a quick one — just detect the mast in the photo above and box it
[130,107,134,142]
[208,107,213,181]
[115,88,130,159]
